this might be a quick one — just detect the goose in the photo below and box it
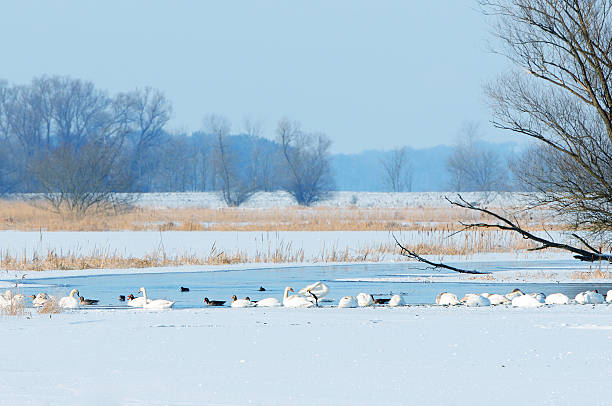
[575,290,605,304]
[338,296,358,308]
[436,292,460,306]
[388,294,405,307]
[462,293,490,307]
[606,290,612,303]
[126,293,150,307]
[231,295,255,308]
[30,293,50,307]
[545,293,570,305]
[79,296,99,306]
[138,287,174,309]
[487,294,510,305]
[59,289,80,309]
[256,297,281,307]
[356,293,374,307]
[512,294,544,308]
[299,282,329,299]
[180,287,190,292]
[204,297,226,306]
[505,288,524,300]
[283,287,314,308]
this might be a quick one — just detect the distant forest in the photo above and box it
[0,76,522,210]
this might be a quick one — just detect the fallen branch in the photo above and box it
[447,195,611,263]
[392,234,491,275]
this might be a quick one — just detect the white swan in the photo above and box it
[59,289,80,309]
[606,290,612,303]
[283,287,314,308]
[389,294,405,307]
[505,288,524,300]
[299,282,329,299]
[338,296,358,308]
[356,293,374,307]
[487,294,510,305]
[512,294,543,308]
[139,287,175,309]
[529,292,546,303]
[231,295,255,308]
[31,293,50,307]
[126,293,150,307]
[575,290,605,304]
[436,292,460,306]
[462,294,490,307]
[255,297,281,307]
[545,293,569,305]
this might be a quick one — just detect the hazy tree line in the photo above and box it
[0,76,334,213]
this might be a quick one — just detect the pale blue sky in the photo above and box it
[1,1,511,153]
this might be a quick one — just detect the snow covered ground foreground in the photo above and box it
[2,305,612,405]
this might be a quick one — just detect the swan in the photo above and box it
[436,292,460,306]
[388,294,405,307]
[607,290,612,303]
[356,293,374,307]
[545,293,570,305]
[529,292,546,303]
[575,290,605,304]
[283,287,314,308]
[462,293,490,307]
[505,288,524,300]
[338,296,358,308]
[30,293,49,307]
[126,293,150,307]
[487,294,510,305]
[139,287,175,309]
[299,282,329,299]
[512,294,544,308]
[59,289,80,309]
[231,295,255,308]
[256,297,281,307]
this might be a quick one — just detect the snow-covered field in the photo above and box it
[2,305,612,405]
[132,191,530,208]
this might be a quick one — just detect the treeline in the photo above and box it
[0,76,334,214]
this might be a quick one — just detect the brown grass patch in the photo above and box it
[571,269,612,280]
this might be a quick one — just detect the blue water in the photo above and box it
[5,261,611,308]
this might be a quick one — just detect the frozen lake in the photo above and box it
[9,260,612,308]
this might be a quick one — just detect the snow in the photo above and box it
[2,305,612,405]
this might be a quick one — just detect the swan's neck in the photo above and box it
[70,290,77,298]
[141,289,147,301]
[284,287,290,300]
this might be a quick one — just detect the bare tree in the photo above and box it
[481,0,612,240]
[276,118,334,206]
[381,146,412,192]
[205,114,255,206]
[446,122,508,192]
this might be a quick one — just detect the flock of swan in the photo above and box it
[3,282,612,312]
[436,288,612,308]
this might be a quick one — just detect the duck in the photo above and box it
[79,296,99,305]
[180,287,190,292]
[299,282,329,299]
[204,297,226,306]
[231,295,255,308]
[505,288,524,300]
[126,293,150,307]
[512,294,544,308]
[283,287,314,308]
[256,297,281,307]
[30,293,50,307]
[461,293,490,307]
[338,296,358,308]
[59,289,80,309]
[388,294,405,307]
[487,294,510,305]
[138,287,175,309]
[356,293,374,307]
[545,293,570,305]
[258,286,266,292]
[118,295,126,302]
[575,290,605,304]
[372,297,390,305]
[436,292,460,306]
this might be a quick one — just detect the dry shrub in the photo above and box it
[39,298,62,314]
[1,299,25,316]
[571,269,612,280]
